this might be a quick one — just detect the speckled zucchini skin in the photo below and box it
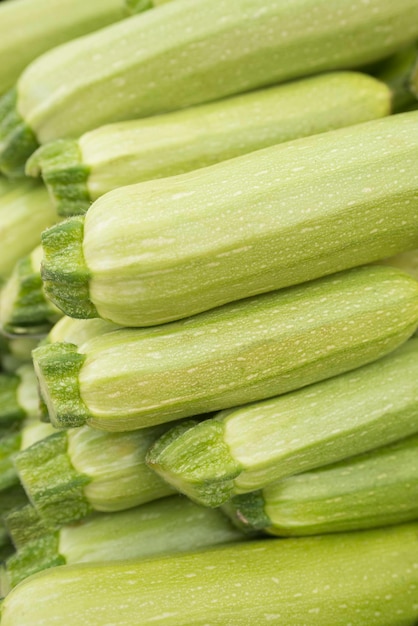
[2,523,418,626]
[2,0,418,174]
[33,265,418,431]
[41,112,418,327]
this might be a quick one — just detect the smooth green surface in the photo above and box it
[257,433,418,535]
[2,523,418,625]
[27,71,392,216]
[42,112,418,326]
[147,339,418,506]
[5,496,244,588]
[34,265,418,432]
[374,43,418,112]
[0,0,128,95]
[46,316,119,346]
[3,0,418,173]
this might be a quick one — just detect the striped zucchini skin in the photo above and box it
[1,523,418,626]
[2,0,418,174]
[33,265,418,431]
[0,0,129,97]
[42,112,418,327]
[147,339,418,507]
[226,433,418,536]
[27,71,392,217]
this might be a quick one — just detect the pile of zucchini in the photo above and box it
[1,0,418,623]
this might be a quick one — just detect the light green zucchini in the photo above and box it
[224,433,418,535]
[45,315,119,347]
[2,523,418,626]
[26,71,393,216]
[33,265,418,431]
[41,112,418,327]
[2,0,418,176]
[147,338,418,507]
[4,496,245,590]
[14,423,176,526]
[0,0,133,98]
[0,180,55,282]
[0,246,62,336]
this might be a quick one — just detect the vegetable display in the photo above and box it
[1,1,418,623]
[41,113,418,326]
[2,0,418,176]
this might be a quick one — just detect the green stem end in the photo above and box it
[32,342,90,429]
[41,216,98,319]
[26,140,91,217]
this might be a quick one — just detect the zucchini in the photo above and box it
[224,433,418,535]
[1,523,418,626]
[27,71,392,217]
[0,246,62,336]
[33,265,418,431]
[0,0,132,97]
[0,365,39,429]
[41,112,418,327]
[4,496,244,589]
[14,424,176,526]
[2,0,418,176]
[0,180,55,282]
[147,338,418,507]
[373,42,418,112]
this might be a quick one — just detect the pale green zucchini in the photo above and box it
[0,246,62,336]
[224,433,418,535]
[2,523,418,626]
[41,112,418,327]
[0,0,133,98]
[4,496,244,590]
[45,315,119,346]
[2,0,418,176]
[0,181,55,282]
[33,265,418,431]
[27,71,392,216]
[147,338,418,507]
[14,424,176,526]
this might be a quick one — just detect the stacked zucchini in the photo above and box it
[1,0,418,623]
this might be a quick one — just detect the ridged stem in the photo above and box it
[14,430,93,526]
[26,141,90,217]
[41,216,97,319]
[32,343,89,428]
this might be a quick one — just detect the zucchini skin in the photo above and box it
[1,523,418,626]
[224,433,418,535]
[0,0,130,97]
[33,265,418,431]
[147,338,418,507]
[41,112,418,326]
[27,71,392,217]
[3,0,418,175]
